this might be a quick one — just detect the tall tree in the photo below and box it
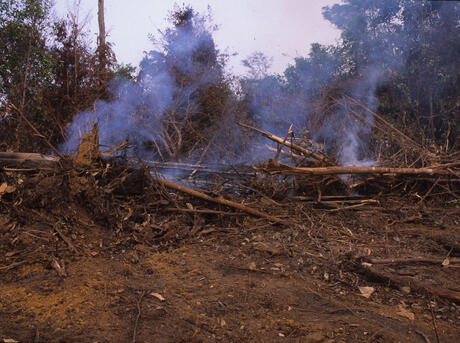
[97,0,106,71]
[323,0,460,145]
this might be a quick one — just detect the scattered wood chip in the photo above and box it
[248,262,257,270]
[0,182,7,194]
[150,292,166,301]
[51,259,67,277]
[253,242,283,255]
[442,258,450,266]
[397,304,415,320]
[358,286,375,298]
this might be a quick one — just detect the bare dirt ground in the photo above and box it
[0,162,459,343]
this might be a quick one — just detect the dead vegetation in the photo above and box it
[0,106,459,343]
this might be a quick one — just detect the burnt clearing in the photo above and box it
[1,3,460,341]
[0,128,459,343]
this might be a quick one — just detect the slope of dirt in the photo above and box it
[0,161,459,343]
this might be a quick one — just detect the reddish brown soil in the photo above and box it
[0,165,459,343]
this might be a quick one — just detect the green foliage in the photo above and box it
[0,0,116,152]
[0,0,53,97]
[114,63,137,81]
[322,0,460,147]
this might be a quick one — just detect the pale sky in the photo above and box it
[54,0,342,75]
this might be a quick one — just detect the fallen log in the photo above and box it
[0,152,58,169]
[156,177,293,227]
[238,122,331,164]
[262,162,454,176]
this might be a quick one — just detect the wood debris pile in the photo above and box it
[0,110,459,342]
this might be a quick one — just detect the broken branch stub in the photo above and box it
[238,122,332,164]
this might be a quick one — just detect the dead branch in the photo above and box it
[8,104,64,158]
[164,207,246,216]
[54,224,79,254]
[156,177,293,226]
[0,152,59,169]
[0,260,28,271]
[273,124,292,164]
[290,197,378,205]
[238,122,331,164]
[102,140,129,156]
[262,162,454,176]
[132,290,146,343]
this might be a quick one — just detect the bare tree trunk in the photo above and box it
[20,33,32,112]
[97,0,106,71]
[72,22,79,97]
[429,90,435,141]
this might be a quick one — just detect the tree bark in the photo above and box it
[263,163,452,176]
[97,0,106,70]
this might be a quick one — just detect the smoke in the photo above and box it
[61,2,456,169]
[242,1,432,166]
[60,7,220,160]
[345,68,380,166]
[61,67,174,156]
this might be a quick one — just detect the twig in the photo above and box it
[415,329,432,343]
[34,326,40,343]
[102,140,129,156]
[325,203,373,212]
[295,198,378,205]
[0,260,27,271]
[364,256,460,265]
[2,167,39,172]
[53,224,78,253]
[430,302,441,343]
[164,207,246,216]
[132,290,146,343]
[418,177,441,205]
[273,124,293,164]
